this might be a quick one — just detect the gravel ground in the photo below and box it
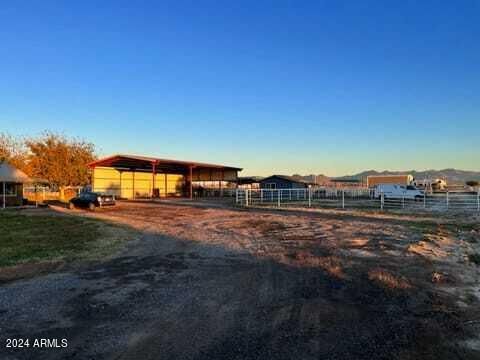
[1,201,479,359]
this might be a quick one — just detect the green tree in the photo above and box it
[26,132,96,199]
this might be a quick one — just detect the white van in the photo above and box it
[374,184,424,200]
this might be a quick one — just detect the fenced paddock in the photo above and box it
[196,188,237,198]
[236,188,480,213]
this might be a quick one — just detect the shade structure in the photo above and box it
[0,162,30,182]
[88,154,242,199]
[0,162,29,208]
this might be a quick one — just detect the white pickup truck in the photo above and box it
[374,184,424,200]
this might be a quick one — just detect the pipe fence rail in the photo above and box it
[236,188,480,213]
[196,188,237,198]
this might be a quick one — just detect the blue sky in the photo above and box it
[0,1,479,176]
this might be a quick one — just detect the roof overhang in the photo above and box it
[88,154,242,173]
[0,162,31,183]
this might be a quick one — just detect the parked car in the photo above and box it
[374,184,424,200]
[69,192,115,210]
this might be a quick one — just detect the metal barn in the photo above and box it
[88,154,242,199]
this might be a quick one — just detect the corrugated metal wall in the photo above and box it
[192,168,238,181]
[93,167,185,198]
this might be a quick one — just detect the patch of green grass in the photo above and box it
[0,211,135,267]
[468,253,480,266]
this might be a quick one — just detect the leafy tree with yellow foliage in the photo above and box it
[0,133,29,172]
[26,132,96,200]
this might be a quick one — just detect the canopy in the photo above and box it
[0,162,30,183]
[88,154,242,172]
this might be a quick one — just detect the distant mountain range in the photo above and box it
[293,169,480,185]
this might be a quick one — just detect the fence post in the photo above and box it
[236,189,239,204]
[342,189,345,209]
[308,188,312,207]
[260,189,263,203]
[245,189,249,207]
[278,189,281,207]
[446,191,449,210]
[477,190,480,212]
[423,192,426,209]
[380,192,384,211]
[402,195,405,209]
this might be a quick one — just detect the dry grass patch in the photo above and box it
[283,251,345,278]
[368,268,412,290]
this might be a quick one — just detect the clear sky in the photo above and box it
[0,1,479,176]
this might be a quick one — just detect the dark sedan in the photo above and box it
[69,192,116,211]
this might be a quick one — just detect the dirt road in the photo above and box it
[1,201,479,359]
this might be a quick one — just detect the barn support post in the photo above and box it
[151,161,156,199]
[165,173,168,198]
[189,166,193,199]
[119,171,123,199]
[220,170,224,197]
[477,190,480,212]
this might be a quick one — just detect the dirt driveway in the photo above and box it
[1,201,480,359]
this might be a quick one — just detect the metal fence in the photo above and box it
[236,188,480,213]
[195,188,237,198]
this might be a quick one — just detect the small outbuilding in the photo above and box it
[260,175,314,189]
[0,162,30,208]
[367,174,414,188]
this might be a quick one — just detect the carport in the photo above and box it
[88,154,242,199]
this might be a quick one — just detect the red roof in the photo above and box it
[88,154,242,171]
